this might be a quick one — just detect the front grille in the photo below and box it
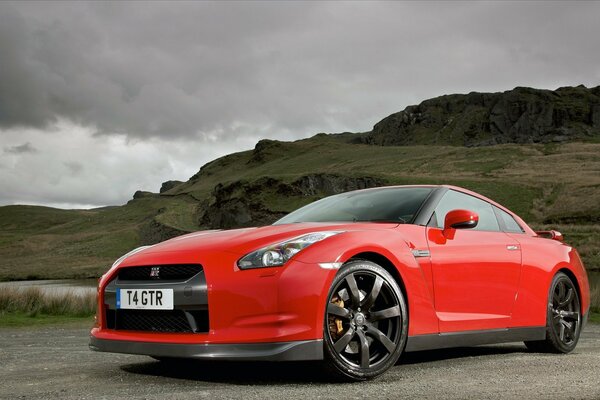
[106,309,209,333]
[118,264,201,281]
[105,263,208,333]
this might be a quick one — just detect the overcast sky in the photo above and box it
[1,1,599,208]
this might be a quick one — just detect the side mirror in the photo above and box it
[444,209,479,231]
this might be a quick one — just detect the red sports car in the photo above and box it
[90,185,590,380]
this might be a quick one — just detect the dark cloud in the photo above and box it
[4,142,37,154]
[2,2,600,142]
[0,1,599,208]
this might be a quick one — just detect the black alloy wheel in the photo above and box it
[323,260,407,381]
[525,272,582,353]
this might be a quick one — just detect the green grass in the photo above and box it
[0,195,199,280]
[0,286,97,327]
[0,287,96,316]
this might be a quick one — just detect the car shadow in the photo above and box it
[120,359,332,384]
[120,344,530,384]
[398,344,529,365]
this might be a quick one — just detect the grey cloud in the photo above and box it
[63,161,84,175]
[0,122,258,208]
[4,142,37,154]
[1,1,600,208]
[2,2,600,143]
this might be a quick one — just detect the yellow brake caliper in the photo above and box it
[328,295,345,340]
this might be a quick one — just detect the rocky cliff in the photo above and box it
[199,174,385,229]
[365,85,600,147]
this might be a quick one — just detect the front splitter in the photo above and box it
[89,336,323,361]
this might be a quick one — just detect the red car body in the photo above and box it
[90,185,590,371]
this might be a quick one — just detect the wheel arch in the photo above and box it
[346,251,408,303]
[343,251,412,336]
[557,267,582,307]
[314,238,440,337]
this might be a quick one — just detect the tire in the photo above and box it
[323,260,408,381]
[524,272,582,353]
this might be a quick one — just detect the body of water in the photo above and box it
[0,279,97,296]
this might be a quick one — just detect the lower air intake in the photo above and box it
[106,309,209,333]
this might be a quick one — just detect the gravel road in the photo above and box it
[1,322,599,400]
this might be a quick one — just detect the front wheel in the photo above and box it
[525,272,582,353]
[323,260,408,381]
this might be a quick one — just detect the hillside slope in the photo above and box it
[1,86,599,280]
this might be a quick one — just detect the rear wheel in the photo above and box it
[525,272,582,353]
[323,260,408,381]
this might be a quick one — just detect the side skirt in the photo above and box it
[404,326,546,352]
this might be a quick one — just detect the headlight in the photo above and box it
[237,231,343,269]
[110,245,153,270]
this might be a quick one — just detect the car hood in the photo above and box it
[128,222,402,259]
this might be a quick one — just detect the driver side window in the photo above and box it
[433,190,500,232]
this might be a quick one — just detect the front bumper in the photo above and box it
[89,336,323,361]
[95,251,338,344]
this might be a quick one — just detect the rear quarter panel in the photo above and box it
[508,233,590,327]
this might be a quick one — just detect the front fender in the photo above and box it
[294,227,439,336]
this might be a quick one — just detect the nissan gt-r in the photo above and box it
[90,185,590,380]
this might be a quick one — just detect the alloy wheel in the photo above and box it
[326,268,404,370]
[550,278,581,346]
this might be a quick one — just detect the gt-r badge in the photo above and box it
[149,267,160,278]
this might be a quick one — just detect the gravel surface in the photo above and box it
[1,323,599,400]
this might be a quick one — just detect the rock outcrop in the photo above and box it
[365,85,600,147]
[248,139,287,164]
[199,174,385,229]
[131,190,159,200]
[159,180,184,193]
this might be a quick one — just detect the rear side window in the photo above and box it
[433,190,500,232]
[495,207,524,233]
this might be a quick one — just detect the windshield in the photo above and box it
[274,187,433,225]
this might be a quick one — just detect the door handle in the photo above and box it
[506,245,520,251]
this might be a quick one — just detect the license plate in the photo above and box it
[117,289,174,310]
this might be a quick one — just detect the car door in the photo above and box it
[426,190,522,332]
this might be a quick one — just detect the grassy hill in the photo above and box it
[0,197,198,280]
[1,86,600,281]
[1,139,599,280]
